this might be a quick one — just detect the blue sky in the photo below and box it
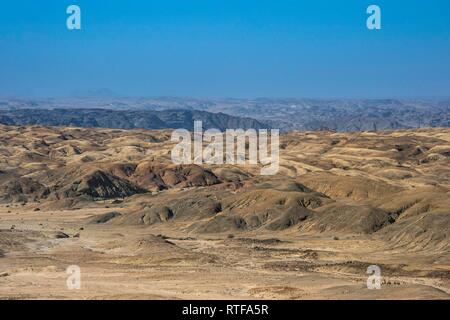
[0,0,449,98]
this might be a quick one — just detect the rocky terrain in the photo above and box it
[1,97,449,131]
[0,108,269,131]
[211,98,450,131]
[0,124,449,299]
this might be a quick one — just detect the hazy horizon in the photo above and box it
[1,93,450,101]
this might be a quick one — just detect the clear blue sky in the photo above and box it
[0,0,449,98]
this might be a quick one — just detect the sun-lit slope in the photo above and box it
[0,125,449,253]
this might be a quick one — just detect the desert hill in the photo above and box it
[0,124,449,299]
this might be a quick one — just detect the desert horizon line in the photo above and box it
[1,94,450,101]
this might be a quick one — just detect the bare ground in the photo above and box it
[0,205,448,299]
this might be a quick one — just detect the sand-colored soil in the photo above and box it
[0,125,449,299]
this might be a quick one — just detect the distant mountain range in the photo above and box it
[0,97,449,131]
[0,108,269,131]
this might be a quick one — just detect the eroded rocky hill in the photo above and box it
[0,124,448,251]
